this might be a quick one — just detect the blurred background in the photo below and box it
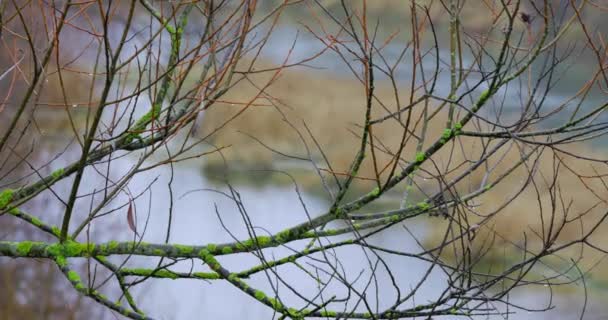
[1,1,607,319]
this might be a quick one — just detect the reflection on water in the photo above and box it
[95,158,446,319]
[70,154,600,319]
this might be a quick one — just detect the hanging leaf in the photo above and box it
[126,200,139,237]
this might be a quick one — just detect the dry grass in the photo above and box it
[199,63,608,282]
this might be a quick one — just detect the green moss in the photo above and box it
[241,239,258,249]
[51,226,61,237]
[416,202,430,210]
[56,256,67,267]
[442,128,452,140]
[195,272,220,279]
[274,230,291,243]
[227,273,238,282]
[175,244,193,255]
[133,104,161,130]
[484,184,492,191]
[390,215,401,222]
[268,297,282,309]
[99,243,113,253]
[206,243,217,253]
[16,241,33,256]
[165,25,176,34]
[122,268,179,280]
[476,89,491,108]
[46,244,61,257]
[454,122,463,135]
[287,308,300,317]
[255,236,271,247]
[321,310,337,317]
[302,248,310,255]
[479,89,490,100]
[301,231,315,238]
[222,246,233,254]
[153,249,164,256]
[29,216,43,227]
[51,168,64,180]
[46,242,92,257]
[254,290,266,301]
[0,189,14,209]
[63,241,83,256]
[199,249,220,270]
[108,241,119,251]
[123,133,142,145]
[353,223,361,230]
[333,208,344,218]
[415,152,426,163]
[156,269,178,280]
[9,207,20,215]
[370,186,380,197]
[67,270,81,283]
[124,103,162,145]
[124,268,144,276]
